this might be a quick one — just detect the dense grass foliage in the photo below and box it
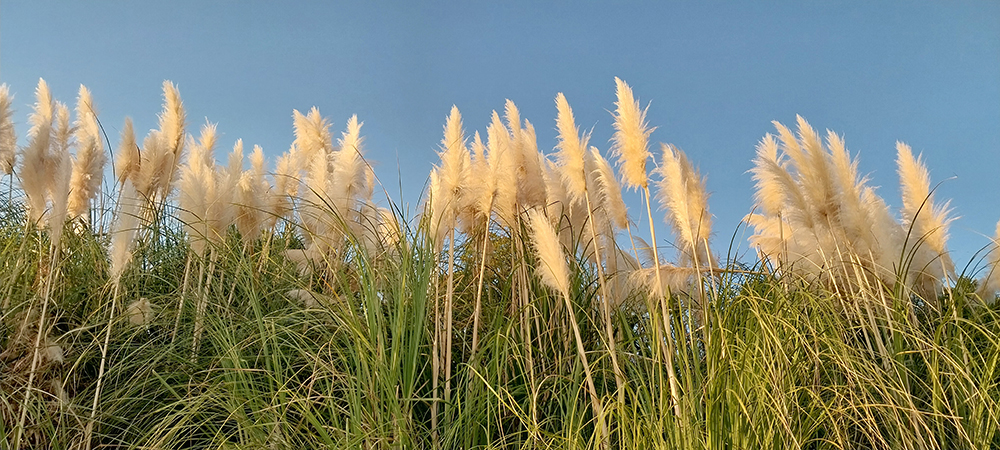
[1,79,1000,449]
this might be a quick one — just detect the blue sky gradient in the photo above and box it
[2,2,998,267]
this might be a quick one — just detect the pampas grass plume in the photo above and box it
[48,103,73,246]
[528,208,570,297]
[68,85,107,219]
[22,78,55,226]
[591,148,629,230]
[0,84,16,175]
[555,93,588,205]
[115,117,139,185]
[611,77,653,190]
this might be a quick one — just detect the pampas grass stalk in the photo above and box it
[430,106,470,422]
[555,93,624,400]
[611,78,682,419]
[16,85,74,450]
[527,208,607,447]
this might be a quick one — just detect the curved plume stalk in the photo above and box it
[896,142,954,296]
[68,85,107,220]
[22,79,55,227]
[0,84,16,175]
[115,118,139,186]
[611,77,653,190]
[655,144,714,268]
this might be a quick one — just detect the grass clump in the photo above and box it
[1,78,999,449]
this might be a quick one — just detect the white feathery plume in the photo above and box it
[528,208,571,297]
[140,81,186,202]
[134,130,169,200]
[611,77,653,190]
[115,117,139,186]
[68,85,107,220]
[0,84,16,175]
[177,124,219,256]
[655,144,714,268]
[126,297,154,326]
[542,158,569,220]
[980,218,1000,303]
[487,111,517,225]
[429,106,470,250]
[291,107,333,174]
[270,151,296,226]
[457,131,489,233]
[22,78,55,226]
[591,148,629,230]
[517,119,547,210]
[159,81,186,167]
[298,110,335,259]
[896,142,954,294]
[234,144,269,240]
[214,139,244,238]
[628,265,699,300]
[376,206,401,249]
[48,103,73,247]
[331,115,372,240]
[554,93,588,205]
[110,181,141,284]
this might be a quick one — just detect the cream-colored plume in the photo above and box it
[590,148,629,231]
[48,103,74,246]
[528,208,571,297]
[611,78,653,190]
[68,85,107,220]
[429,106,470,250]
[487,111,517,225]
[0,84,16,175]
[22,79,55,227]
[896,142,954,296]
[110,181,142,283]
[331,115,373,241]
[234,145,270,240]
[980,219,1000,303]
[115,117,139,186]
[554,93,589,205]
[177,124,220,256]
[126,297,154,326]
[655,144,714,268]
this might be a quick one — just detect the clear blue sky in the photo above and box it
[2,2,998,268]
